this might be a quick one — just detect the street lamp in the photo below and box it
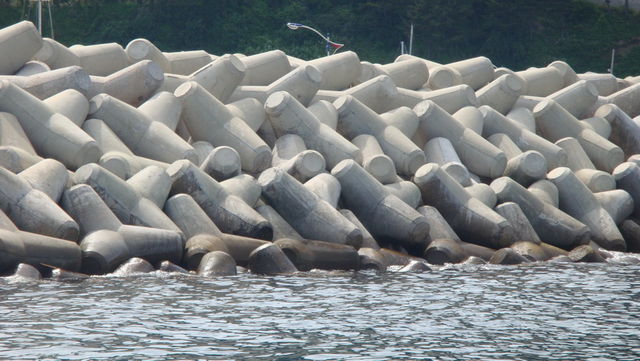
[286,22,344,56]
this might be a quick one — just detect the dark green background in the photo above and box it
[2,0,639,77]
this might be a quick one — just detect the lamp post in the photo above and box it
[286,22,344,56]
[28,0,54,38]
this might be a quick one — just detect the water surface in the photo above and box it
[1,259,639,360]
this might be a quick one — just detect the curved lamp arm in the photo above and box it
[287,22,344,54]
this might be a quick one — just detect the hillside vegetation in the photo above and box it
[1,0,639,77]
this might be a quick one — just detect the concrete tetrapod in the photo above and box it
[61,184,183,274]
[527,179,559,207]
[248,243,298,275]
[82,118,170,179]
[88,60,164,107]
[265,91,361,168]
[73,163,183,235]
[620,219,640,253]
[43,89,89,127]
[0,210,81,274]
[89,93,198,165]
[359,58,428,91]
[335,95,426,176]
[489,248,531,265]
[480,106,567,169]
[340,209,380,250]
[137,91,183,132]
[0,66,92,99]
[182,232,270,270]
[612,162,640,219]
[579,72,618,97]
[175,81,271,173]
[32,37,81,70]
[515,65,565,97]
[506,107,536,132]
[0,112,38,159]
[274,238,360,271]
[10,263,42,279]
[332,159,429,254]
[465,183,497,208]
[380,106,419,139]
[256,204,304,241]
[476,74,524,114]
[0,146,42,173]
[395,54,442,72]
[68,42,129,77]
[413,100,506,179]
[357,247,387,270]
[19,158,69,203]
[272,134,326,183]
[547,80,599,119]
[417,205,495,264]
[384,181,422,209]
[555,137,615,193]
[163,50,212,76]
[413,163,512,249]
[200,146,242,181]
[303,173,341,209]
[452,106,484,136]
[0,166,78,241]
[594,190,634,225]
[490,176,591,250]
[167,160,272,240]
[239,50,292,86]
[163,54,246,103]
[183,234,228,271]
[595,103,640,157]
[424,238,495,265]
[229,64,322,106]
[125,38,172,72]
[307,51,361,91]
[0,80,100,169]
[424,137,472,186]
[126,165,172,208]
[352,134,398,184]
[198,251,237,276]
[0,21,43,76]
[220,174,262,207]
[308,100,339,130]
[113,257,156,275]
[533,99,623,173]
[600,83,640,118]
[392,85,479,116]
[164,193,223,240]
[315,75,399,114]
[494,202,541,245]
[258,167,362,248]
[549,61,579,87]
[488,133,548,187]
[428,56,494,90]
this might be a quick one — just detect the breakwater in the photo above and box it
[1,20,640,280]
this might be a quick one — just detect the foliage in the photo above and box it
[2,0,639,76]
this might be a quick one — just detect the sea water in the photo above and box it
[1,258,639,360]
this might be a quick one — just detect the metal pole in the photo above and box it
[37,0,42,35]
[400,41,405,55]
[609,49,615,75]
[409,23,414,55]
[48,0,54,39]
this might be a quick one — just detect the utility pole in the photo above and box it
[609,48,615,75]
[29,0,54,38]
[409,23,414,55]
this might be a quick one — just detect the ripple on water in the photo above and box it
[0,263,639,360]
